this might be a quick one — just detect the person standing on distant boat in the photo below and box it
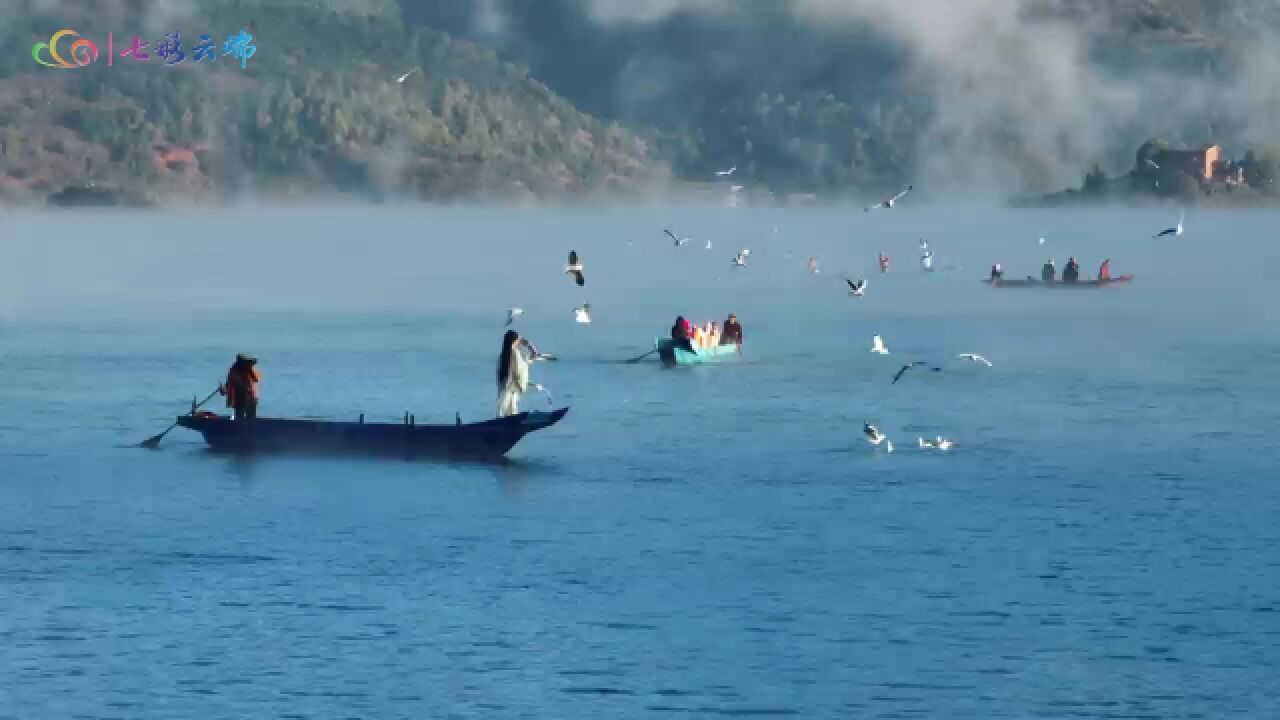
[220,353,260,421]
[878,252,890,274]
[1098,257,1111,281]
[990,262,1003,280]
[1063,256,1080,283]
[1041,258,1056,282]
[721,313,743,346]
[497,330,529,418]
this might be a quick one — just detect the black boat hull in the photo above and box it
[176,408,568,458]
[982,274,1132,288]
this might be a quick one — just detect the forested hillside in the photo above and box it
[2,0,1278,205]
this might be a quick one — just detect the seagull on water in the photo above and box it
[715,166,737,177]
[871,335,888,354]
[918,436,954,450]
[846,278,866,296]
[1153,210,1185,238]
[506,307,524,326]
[864,422,894,453]
[865,184,913,212]
[573,303,591,324]
[566,250,585,286]
[732,248,751,267]
[956,353,993,367]
[705,238,713,250]
[665,228,690,247]
[395,69,417,83]
[892,361,942,384]
[1039,236,1047,245]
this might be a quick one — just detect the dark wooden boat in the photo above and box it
[982,274,1133,288]
[175,408,568,459]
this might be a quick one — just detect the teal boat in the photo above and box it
[655,338,741,367]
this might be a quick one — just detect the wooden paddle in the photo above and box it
[624,347,659,363]
[138,387,220,449]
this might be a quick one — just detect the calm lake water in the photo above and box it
[2,204,1279,718]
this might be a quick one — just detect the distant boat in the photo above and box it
[176,408,568,459]
[47,184,148,208]
[982,275,1133,288]
[654,338,741,367]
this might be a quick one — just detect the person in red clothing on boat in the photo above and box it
[671,315,698,354]
[1098,257,1111,281]
[220,353,260,421]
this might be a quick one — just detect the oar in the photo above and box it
[138,387,220,449]
[624,347,659,363]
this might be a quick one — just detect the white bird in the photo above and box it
[871,335,888,354]
[573,304,591,324]
[705,238,713,250]
[732,248,750,267]
[714,166,737,177]
[395,69,417,83]
[918,436,954,450]
[865,184,913,212]
[846,278,866,296]
[1038,236,1047,245]
[956,353,993,367]
[565,250,585,286]
[864,422,894,453]
[664,228,690,247]
[1153,210,1185,238]
[506,307,523,326]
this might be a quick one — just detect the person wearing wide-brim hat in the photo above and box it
[220,352,261,421]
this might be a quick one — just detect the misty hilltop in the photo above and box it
[3,0,1280,206]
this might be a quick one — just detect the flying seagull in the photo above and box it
[714,166,737,177]
[870,334,888,354]
[395,69,417,83]
[865,184,913,212]
[956,353,993,367]
[506,307,524,326]
[665,229,690,247]
[1153,211,1185,238]
[864,422,894,453]
[574,303,591,324]
[732,248,751,267]
[846,278,866,296]
[918,436,954,450]
[892,361,942,384]
[566,250,585,286]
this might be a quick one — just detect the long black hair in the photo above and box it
[497,330,519,386]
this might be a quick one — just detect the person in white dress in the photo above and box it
[496,330,530,418]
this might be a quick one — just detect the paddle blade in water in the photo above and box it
[137,424,174,449]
